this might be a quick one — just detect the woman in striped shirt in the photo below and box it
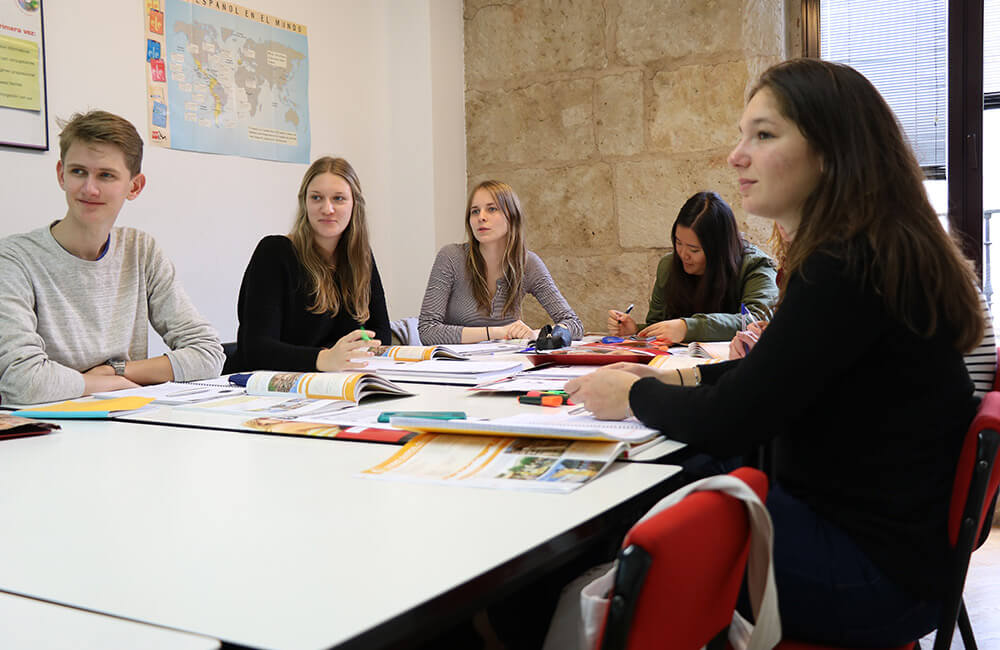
[418,180,583,345]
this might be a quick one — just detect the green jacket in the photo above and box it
[643,243,778,342]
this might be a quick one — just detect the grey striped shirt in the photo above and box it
[418,243,583,345]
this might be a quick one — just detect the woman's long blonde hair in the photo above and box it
[465,180,526,317]
[288,157,372,322]
[754,59,983,352]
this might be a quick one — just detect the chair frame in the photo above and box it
[932,424,1000,650]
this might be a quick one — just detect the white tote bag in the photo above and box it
[542,474,782,650]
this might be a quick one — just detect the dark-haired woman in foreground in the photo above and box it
[568,59,984,645]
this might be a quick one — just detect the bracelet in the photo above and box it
[675,369,684,386]
[486,326,490,340]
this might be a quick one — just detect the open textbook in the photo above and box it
[242,370,412,402]
[388,411,661,444]
[175,370,411,418]
[374,345,467,361]
[359,433,625,493]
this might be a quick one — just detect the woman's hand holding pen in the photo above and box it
[728,321,767,360]
[607,310,638,336]
[317,329,379,371]
[564,369,638,421]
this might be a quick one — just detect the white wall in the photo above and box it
[0,0,466,353]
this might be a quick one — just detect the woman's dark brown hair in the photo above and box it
[753,58,983,352]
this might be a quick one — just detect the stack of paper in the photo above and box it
[362,359,526,385]
[471,364,598,392]
[93,381,244,405]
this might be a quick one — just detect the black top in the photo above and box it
[630,246,977,600]
[227,235,391,372]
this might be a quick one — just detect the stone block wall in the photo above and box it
[464,0,788,333]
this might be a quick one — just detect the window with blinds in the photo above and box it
[987,0,999,107]
[820,0,947,178]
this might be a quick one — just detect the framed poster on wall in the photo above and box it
[0,0,48,150]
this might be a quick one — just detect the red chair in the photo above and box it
[600,392,1000,650]
[931,390,1000,649]
[599,466,768,650]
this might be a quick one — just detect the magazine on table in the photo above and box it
[359,432,625,493]
[238,370,412,402]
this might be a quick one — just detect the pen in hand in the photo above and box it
[739,304,751,354]
[618,303,634,323]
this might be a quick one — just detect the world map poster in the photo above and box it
[143,0,310,163]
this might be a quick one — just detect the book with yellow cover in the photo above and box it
[243,370,412,403]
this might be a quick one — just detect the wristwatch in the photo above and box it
[105,359,127,376]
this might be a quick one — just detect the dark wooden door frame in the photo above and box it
[948,0,985,278]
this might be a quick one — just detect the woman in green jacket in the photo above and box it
[608,191,778,343]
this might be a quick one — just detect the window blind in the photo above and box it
[820,0,947,176]
[987,0,999,104]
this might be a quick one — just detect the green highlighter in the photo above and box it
[377,411,467,424]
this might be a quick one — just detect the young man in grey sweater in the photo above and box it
[0,110,224,405]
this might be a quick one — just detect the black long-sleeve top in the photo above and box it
[227,235,391,372]
[630,246,977,600]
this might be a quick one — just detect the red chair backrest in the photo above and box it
[615,467,768,650]
[948,391,1000,547]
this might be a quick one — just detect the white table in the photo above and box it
[0,592,219,650]
[0,420,681,649]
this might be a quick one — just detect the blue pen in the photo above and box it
[615,303,635,326]
[739,304,751,354]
